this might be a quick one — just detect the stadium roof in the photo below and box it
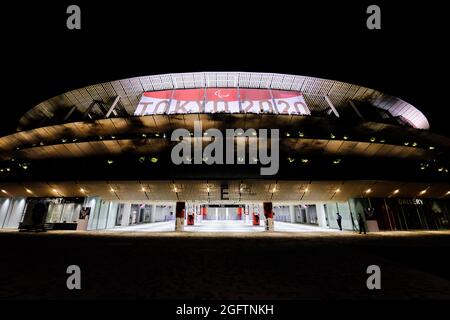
[18,72,430,131]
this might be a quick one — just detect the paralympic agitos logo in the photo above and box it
[171,121,279,176]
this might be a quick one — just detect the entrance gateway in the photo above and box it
[17,197,337,233]
[110,201,326,232]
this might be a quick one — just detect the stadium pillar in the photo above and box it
[289,205,296,223]
[316,203,327,228]
[150,204,156,223]
[263,202,274,231]
[175,201,185,231]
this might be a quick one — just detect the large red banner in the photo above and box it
[134,88,310,116]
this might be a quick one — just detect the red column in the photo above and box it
[175,202,185,231]
[187,208,195,225]
[237,207,243,220]
[263,202,274,231]
[201,206,207,219]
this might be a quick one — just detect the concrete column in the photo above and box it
[150,204,156,223]
[316,203,328,228]
[289,205,295,223]
[0,198,12,229]
[175,201,185,231]
[3,198,26,229]
[120,203,132,226]
[263,202,274,231]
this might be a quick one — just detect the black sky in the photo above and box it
[1,1,448,135]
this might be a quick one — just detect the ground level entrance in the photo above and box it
[2,195,449,232]
[107,220,335,232]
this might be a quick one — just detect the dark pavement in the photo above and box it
[0,231,449,299]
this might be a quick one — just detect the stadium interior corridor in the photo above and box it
[107,220,336,233]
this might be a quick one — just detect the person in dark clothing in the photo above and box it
[358,213,367,234]
[336,212,342,230]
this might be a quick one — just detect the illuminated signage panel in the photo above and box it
[134,88,309,116]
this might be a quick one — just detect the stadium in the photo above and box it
[0,71,449,233]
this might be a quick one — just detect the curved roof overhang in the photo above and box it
[17,72,430,131]
[1,114,447,162]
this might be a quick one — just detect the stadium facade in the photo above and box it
[0,72,449,232]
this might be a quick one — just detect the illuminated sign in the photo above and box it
[134,88,310,116]
[397,198,424,205]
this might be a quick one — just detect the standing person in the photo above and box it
[336,212,342,230]
[358,213,367,234]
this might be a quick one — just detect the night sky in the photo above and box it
[1,1,448,135]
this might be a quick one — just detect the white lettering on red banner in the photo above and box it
[134,88,310,116]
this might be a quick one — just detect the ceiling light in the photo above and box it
[150,157,158,163]
[335,188,341,193]
[370,137,376,142]
[419,189,427,195]
[429,146,435,150]
[26,188,33,194]
[107,160,114,165]
[1,189,7,194]
[80,188,85,193]
[110,188,115,192]
[141,187,146,192]
[393,189,400,194]
[365,188,372,194]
